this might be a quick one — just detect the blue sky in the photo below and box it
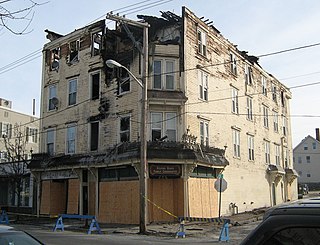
[1,0,320,146]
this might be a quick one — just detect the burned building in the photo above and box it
[30,7,297,224]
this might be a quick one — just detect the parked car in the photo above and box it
[0,225,44,245]
[240,198,320,245]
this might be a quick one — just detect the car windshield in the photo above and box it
[0,231,42,245]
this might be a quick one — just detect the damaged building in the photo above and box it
[30,7,297,224]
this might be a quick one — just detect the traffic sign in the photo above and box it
[214,178,228,192]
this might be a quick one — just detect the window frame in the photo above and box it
[46,129,55,155]
[199,70,209,101]
[200,120,209,146]
[89,121,99,151]
[264,140,271,164]
[263,105,269,128]
[246,96,253,121]
[66,124,76,154]
[244,63,252,85]
[275,144,280,165]
[151,112,177,142]
[248,134,254,161]
[152,59,176,90]
[48,85,57,111]
[197,28,207,57]
[68,78,78,106]
[90,71,100,100]
[261,75,267,96]
[232,128,240,158]
[231,87,239,114]
[273,111,279,133]
[230,52,237,75]
[119,115,130,142]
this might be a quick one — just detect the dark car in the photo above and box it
[0,225,44,245]
[240,198,320,245]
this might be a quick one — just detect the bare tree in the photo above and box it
[0,0,43,35]
[0,123,30,207]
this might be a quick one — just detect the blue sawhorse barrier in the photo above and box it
[0,210,9,225]
[53,214,101,234]
[176,217,230,242]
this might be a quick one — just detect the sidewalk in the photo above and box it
[9,208,266,238]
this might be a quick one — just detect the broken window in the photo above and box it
[90,71,100,100]
[92,31,102,56]
[244,63,252,85]
[281,91,286,107]
[90,121,99,151]
[197,29,207,56]
[230,52,237,75]
[120,116,130,142]
[68,39,80,64]
[51,47,60,71]
[68,78,77,106]
[118,64,130,95]
[47,129,55,155]
[272,83,277,103]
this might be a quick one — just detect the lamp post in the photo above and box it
[106,57,148,233]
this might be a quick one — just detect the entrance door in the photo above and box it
[271,182,277,206]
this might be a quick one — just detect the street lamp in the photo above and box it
[106,59,148,233]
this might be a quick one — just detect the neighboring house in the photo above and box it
[30,7,297,224]
[0,98,39,212]
[293,128,320,190]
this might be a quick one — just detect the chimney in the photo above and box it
[316,128,320,141]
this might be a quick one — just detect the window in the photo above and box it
[232,88,239,114]
[68,39,80,64]
[0,122,12,138]
[199,70,209,101]
[265,140,270,164]
[246,97,253,121]
[248,135,254,161]
[281,91,286,107]
[313,142,317,149]
[197,29,207,56]
[90,71,100,100]
[152,59,175,90]
[230,52,237,75]
[263,105,269,128]
[271,83,277,102]
[26,127,38,143]
[307,173,311,177]
[120,116,130,142]
[92,31,102,56]
[275,144,280,165]
[90,122,99,151]
[0,151,7,162]
[118,65,130,95]
[306,156,311,163]
[282,116,287,136]
[244,64,252,85]
[48,85,57,111]
[304,144,308,150]
[68,78,77,106]
[232,128,240,158]
[200,121,209,146]
[273,111,279,133]
[261,75,267,96]
[151,112,177,142]
[47,129,55,155]
[298,156,302,163]
[66,125,76,154]
[50,47,60,70]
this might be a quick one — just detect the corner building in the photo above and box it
[30,7,297,224]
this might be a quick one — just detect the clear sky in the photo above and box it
[1,0,320,147]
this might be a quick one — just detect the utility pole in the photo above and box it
[106,13,149,234]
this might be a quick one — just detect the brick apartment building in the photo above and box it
[30,7,297,224]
